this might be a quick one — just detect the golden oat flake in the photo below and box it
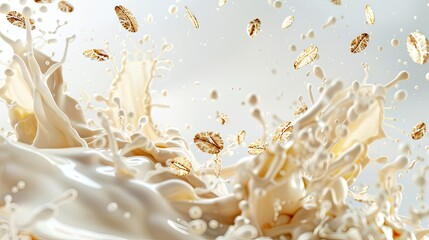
[216,111,230,125]
[411,122,426,140]
[281,15,294,29]
[236,130,247,145]
[185,6,199,28]
[6,11,35,30]
[294,45,318,69]
[272,121,293,144]
[247,18,261,38]
[407,32,429,65]
[34,0,53,3]
[295,102,308,116]
[115,5,139,32]
[350,33,370,54]
[248,139,267,155]
[365,5,375,25]
[194,131,224,154]
[58,1,74,13]
[331,0,341,5]
[168,156,192,176]
[83,49,110,61]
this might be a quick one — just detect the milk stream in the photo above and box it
[0,5,428,240]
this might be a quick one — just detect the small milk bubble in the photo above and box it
[107,202,118,212]
[17,181,26,189]
[189,206,203,219]
[393,90,407,102]
[4,69,14,77]
[273,0,282,8]
[209,219,219,229]
[391,39,400,48]
[168,5,178,15]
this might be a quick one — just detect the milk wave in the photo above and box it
[0,9,428,240]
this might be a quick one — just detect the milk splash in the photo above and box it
[0,4,428,240]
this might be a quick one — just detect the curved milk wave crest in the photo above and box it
[0,8,428,240]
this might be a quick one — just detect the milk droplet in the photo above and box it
[306,29,315,39]
[20,0,27,5]
[273,0,282,9]
[22,6,32,18]
[393,90,407,102]
[414,176,425,187]
[321,16,336,29]
[391,39,400,48]
[107,202,118,212]
[289,44,297,52]
[168,5,178,15]
[210,90,218,101]
[0,3,10,14]
[4,69,14,77]
[17,181,26,190]
[239,200,249,210]
[426,72,429,81]
[208,219,219,229]
[247,93,259,106]
[39,6,48,13]
[189,206,203,219]
[189,219,207,235]
[161,89,168,97]
[313,65,325,80]
[385,71,409,89]
[146,14,153,24]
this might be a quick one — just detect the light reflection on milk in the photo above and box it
[0,3,428,240]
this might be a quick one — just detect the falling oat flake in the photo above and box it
[294,45,318,69]
[168,156,192,176]
[216,111,230,125]
[6,11,35,30]
[407,32,429,65]
[247,18,261,38]
[185,6,199,29]
[272,121,293,144]
[115,5,139,33]
[365,5,375,25]
[194,131,224,154]
[411,122,426,140]
[58,1,74,13]
[235,130,247,145]
[350,33,370,54]
[34,0,53,3]
[248,139,267,155]
[295,102,308,116]
[330,0,341,5]
[83,49,110,62]
[281,15,294,29]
